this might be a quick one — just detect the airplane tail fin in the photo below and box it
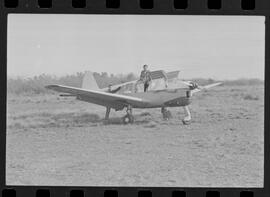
[82,71,100,90]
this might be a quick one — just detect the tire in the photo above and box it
[123,114,134,124]
[182,119,191,125]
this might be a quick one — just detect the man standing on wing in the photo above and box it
[136,64,152,92]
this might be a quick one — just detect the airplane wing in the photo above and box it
[46,85,148,110]
[191,82,222,94]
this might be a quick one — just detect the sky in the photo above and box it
[7,14,265,80]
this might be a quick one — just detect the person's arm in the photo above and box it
[139,71,144,81]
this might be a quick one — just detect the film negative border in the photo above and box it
[0,0,269,14]
[1,187,266,197]
[0,0,270,197]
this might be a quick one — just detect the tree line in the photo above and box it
[7,72,263,95]
[7,72,137,95]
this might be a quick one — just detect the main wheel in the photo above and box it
[122,114,134,124]
[182,120,190,125]
[182,117,191,125]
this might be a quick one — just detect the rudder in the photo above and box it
[82,71,100,90]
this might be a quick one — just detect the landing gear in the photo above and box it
[122,105,134,124]
[105,107,111,120]
[104,107,111,124]
[161,107,172,120]
[123,114,134,124]
[182,106,191,125]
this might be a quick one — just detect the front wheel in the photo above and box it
[182,116,191,125]
[182,120,191,125]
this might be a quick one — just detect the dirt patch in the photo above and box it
[6,85,264,187]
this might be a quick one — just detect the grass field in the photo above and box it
[6,84,264,187]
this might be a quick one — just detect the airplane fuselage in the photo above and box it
[122,87,192,109]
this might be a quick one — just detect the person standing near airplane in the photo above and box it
[136,64,152,92]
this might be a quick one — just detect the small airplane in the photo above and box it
[46,70,222,124]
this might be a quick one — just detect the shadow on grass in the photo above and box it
[102,112,153,125]
[9,111,156,129]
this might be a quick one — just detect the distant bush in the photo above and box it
[189,78,263,86]
[188,78,217,86]
[223,78,264,86]
[7,73,84,95]
[7,72,137,95]
[243,94,259,100]
[7,72,263,95]
[92,72,137,88]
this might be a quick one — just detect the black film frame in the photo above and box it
[0,0,269,197]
